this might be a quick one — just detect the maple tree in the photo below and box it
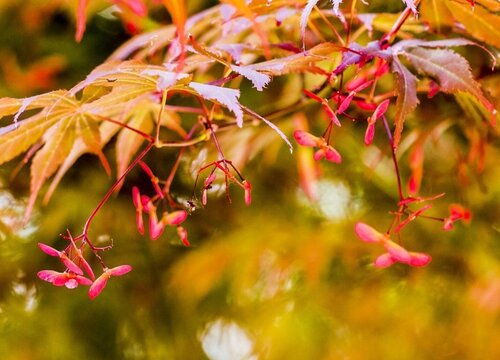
[0,0,498,304]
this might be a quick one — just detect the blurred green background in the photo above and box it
[0,1,499,359]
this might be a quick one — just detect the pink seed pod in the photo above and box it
[164,211,188,226]
[364,122,375,145]
[323,145,342,163]
[408,252,432,267]
[149,211,165,240]
[294,130,319,147]
[38,243,83,275]
[243,180,252,205]
[89,265,132,300]
[374,253,397,268]
[354,223,385,243]
[372,99,390,121]
[383,240,411,263]
[177,226,190,247]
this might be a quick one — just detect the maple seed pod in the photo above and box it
[354,222,385,243]
[374,253,397,269]
[38,243,84,275]
[293,130,318,147]
[364,122,375,145]
[384,240,411,263]
[164,210,188,226]
[89,265,132,300]
[38,270,92,288]
[243,180,252,205]
[323,146,342,163]
[449,204,472,222]
[149,211,165,240]
[204,173,216,188]
[443,218,454,231]
[202,189,208,206]
[408,252,432,267]
[177,226,190,247]
[372,99,390,120]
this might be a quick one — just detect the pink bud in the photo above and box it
[164,211,188,226]
[408,252,432,267]
[374,253,397,268]
[177,226,190,247]
[372,99,390,120]
[243,180,252,205]
[323,146,342,163]
[364,122,375,145]
[384,240,411,263]
[354,222,385,243]
[294,130,318,147]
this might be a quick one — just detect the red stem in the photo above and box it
[82,142,154,249]
[382,115,404,201]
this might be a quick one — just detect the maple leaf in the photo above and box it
[249,43,341,76]
[115,106,154,179]
[391,56,419,149]
[390,39,497,146]
[446,0,500,48]
[230,65,271,91]
[189,82,244,127]
[301,0,345,48]
[402,47,495,124]
[420,0,454,33]
[300,0,320,49]
[0,61,195,218]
